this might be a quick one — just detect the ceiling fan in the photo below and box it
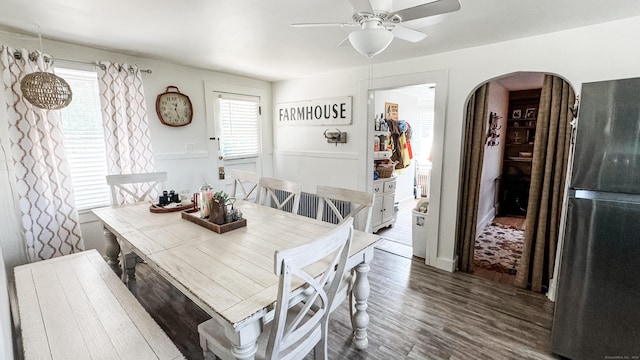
[291,0,461,58]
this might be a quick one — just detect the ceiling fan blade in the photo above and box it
[291,22,357,28]
[348,0,374,14]
[389,0,461,23]
[337,36,351,47]
[392,25,428,42]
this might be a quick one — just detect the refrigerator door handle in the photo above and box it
[572,189,640,204]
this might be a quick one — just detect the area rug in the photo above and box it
[474,223,524,274]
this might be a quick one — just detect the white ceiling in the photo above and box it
[1,0,640,82]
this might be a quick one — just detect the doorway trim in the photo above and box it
[361,70,451,270]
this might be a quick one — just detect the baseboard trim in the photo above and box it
[476,210,495,236]
[434,256,457,272]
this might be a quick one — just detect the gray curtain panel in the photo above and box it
[456,83,489,272]
[515,75,574,292]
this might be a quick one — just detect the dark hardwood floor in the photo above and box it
[471,266,517,285]
[375,198,418,248]
[134,249,559,360]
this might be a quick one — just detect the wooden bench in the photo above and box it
[13,249,184,360]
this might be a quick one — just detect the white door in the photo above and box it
[208,92,262,195]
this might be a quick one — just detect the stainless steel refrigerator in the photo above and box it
[551,78,640,359]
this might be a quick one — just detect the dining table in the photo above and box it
[92,200,380,360]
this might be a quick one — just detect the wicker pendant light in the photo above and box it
[20,27,73,110]
[21,71,72,110]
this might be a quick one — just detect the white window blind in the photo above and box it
[217,94,260,160]
[57,68,111,211]
[415,107,435,163]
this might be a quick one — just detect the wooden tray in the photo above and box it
[181,209,247,234]
[149,202,195,213]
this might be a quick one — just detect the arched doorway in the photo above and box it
[455,72,576,293]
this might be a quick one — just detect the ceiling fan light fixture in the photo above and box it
[348,29,394,59]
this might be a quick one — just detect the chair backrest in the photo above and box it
[259,177,302,214]
[230,170,260,203]
[316,185,375,232]
[266,218,353,360]
[105,172,167,206]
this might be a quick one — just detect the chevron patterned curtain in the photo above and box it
[97,62,156,204]
[0,46,84,262]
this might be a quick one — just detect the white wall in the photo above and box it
[374,89,417,203]
[271,69,367,193]
[273,16,640,272]
[0,32,272,268]
[476,82,509,235]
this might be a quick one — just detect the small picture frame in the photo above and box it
[525,107,536,119]
[512,109,522,119]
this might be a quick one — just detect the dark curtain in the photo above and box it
[456,83,490,272]
[515,75,575,292]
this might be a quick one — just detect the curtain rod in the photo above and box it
[56,57,153,74]
[10,51,152,74]
[2,29,152,73]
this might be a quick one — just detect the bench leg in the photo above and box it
[103,226,122,278]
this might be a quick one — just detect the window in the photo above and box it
[56,68,110,211]
[216,94,260,160]
[414,86,436,164]
[415,107,434,162]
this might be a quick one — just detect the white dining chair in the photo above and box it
[198,218,354,360]
[259,177,302,214]
[230,169,260,203]
[315,185,375,330]
[315,185,375,232]
[105,172,167,205]
[105,172,167,288]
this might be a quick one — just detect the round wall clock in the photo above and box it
[155,86,193,127]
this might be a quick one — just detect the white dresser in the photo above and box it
[372,177,396,232]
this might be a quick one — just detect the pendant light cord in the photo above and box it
[368,59,373,89]
[36,24,43,54]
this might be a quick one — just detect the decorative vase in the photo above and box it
[208,199,226,225]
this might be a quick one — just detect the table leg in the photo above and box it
[230,342,257,360]
[122,251,138,292]
[103,226,122,278]
[199,318,260,360]
[226,321,260,360]
[352,261,371,350]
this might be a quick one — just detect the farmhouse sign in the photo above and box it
[276,96,352,126]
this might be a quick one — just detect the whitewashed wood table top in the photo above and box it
[92,201,380,328]
[14,249,184,360]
